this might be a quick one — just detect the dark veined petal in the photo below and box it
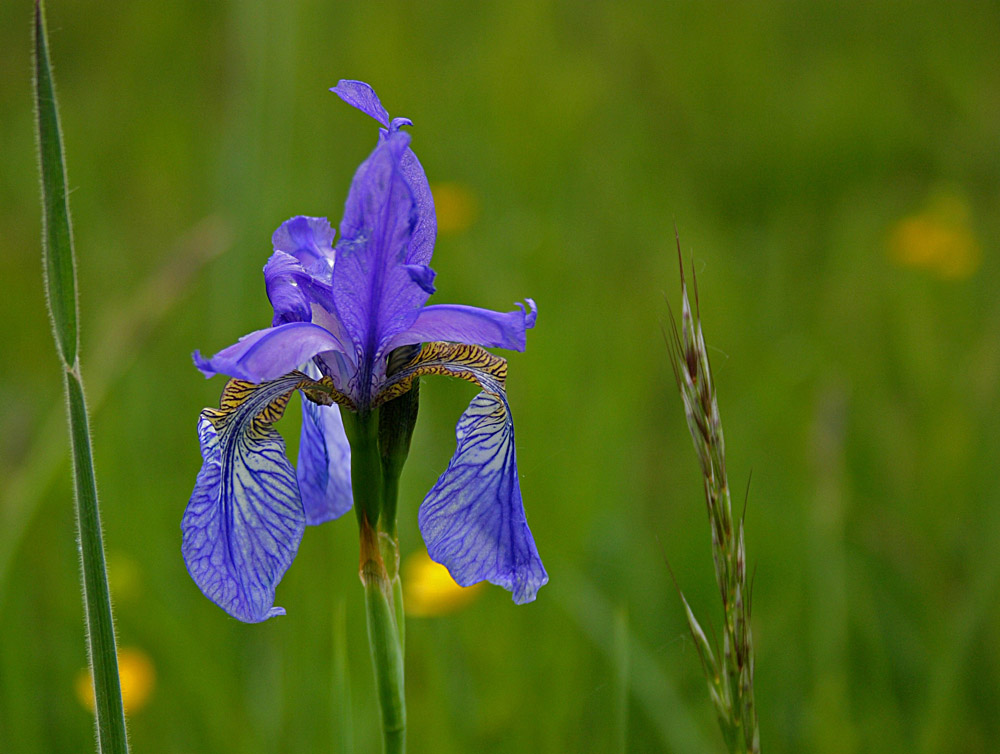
[419,390,547,603]
[374,341,508,407]
[194,322,351,384]
[375,341,546,603]
[182,375,316,622]
[387,299,537,353]
[333,129,435,400]
[271,216,336,280]
[297,394,353,525]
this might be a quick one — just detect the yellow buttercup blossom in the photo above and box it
[403,548,483,617]
[429,182,480,235]
[888,192,981,279]
[75,646,156,715]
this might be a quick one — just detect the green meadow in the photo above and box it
[2,2,998,751]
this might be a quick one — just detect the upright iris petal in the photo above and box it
[332,129,435,403]
[271,215,336,278]
[331,80,437,266]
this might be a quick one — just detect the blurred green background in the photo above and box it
[3,1,999,752]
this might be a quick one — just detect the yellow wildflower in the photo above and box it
[403,548,482,617]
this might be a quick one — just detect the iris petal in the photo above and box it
[181,376,310,622]
[419,390,547,603]
[264,251,313,326]
[398,148,436,266]
[297,395,353,525]
[271,216,336,280]
[194,322,350,384]
[333,130,434,399]
[331,80,390,127]
[387,300,537,353]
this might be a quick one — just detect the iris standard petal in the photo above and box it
[264,250,342,328]
[333,130,435,399]
[398,148,436,266]
[181,376,310,622]
[333,81,437,266]
[271,216,336,279]
[264,251,313,326]
[419,390,547,604]
[388,300,537,353]
[194,322,351,384]
[297,395,353,525]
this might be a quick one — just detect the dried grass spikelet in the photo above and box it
[666,231,760,754]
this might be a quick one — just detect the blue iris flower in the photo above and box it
[182,81,547,622]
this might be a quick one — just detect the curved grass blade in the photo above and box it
[34,2,129,752]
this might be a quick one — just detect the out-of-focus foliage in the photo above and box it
[2,2,999,752]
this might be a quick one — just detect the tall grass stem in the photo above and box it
[668,236,761,753]
[33,2,129,752]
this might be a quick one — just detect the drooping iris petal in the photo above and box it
[388,300,537,353]
[181,376,312,622]
[297,395,353,525]
[373,341,509,408]
[333,129,435,400]
[419,390,547,604]
[194,322,349,383]
[375,341,546,602]
[271,216,336,280]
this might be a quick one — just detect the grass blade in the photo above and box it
[34,3,129,752]
[34,0,78,367]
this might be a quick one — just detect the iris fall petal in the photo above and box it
[181,376,310,622]
[419,390,547,604]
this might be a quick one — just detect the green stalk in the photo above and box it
[362,547,406,754]
[378,368,420,650]
[343,410,383,527]
[344,409,406,752]
[33,3,129,752]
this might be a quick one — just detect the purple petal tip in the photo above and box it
[521,299,538,329]
[331,80,390,127]
[192,350,215,378]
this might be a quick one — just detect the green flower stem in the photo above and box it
[343,409,384,527]
[391,569,406,651]
[378,378,419,652]
[362,533,406,754]
[34,3,129,752]
[345,409,406,752]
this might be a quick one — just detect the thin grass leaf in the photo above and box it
[612,604,630,753]
[34,0,78,368]
[33,3,129,752]
[558,566,716,754]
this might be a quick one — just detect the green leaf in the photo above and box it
[34,0,79,367]
[67,372,129,754]
[34,4,130,752]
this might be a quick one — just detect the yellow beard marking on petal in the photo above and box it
[374,342,507,407]
[203,372,356,436]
